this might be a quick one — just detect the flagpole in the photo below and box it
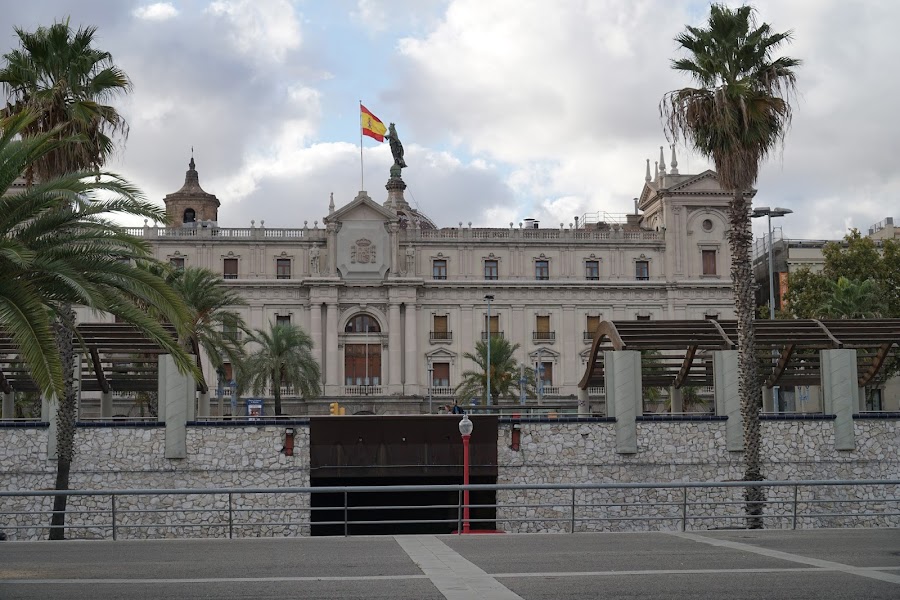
[359,100,364,190]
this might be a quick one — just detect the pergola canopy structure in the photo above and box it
[579,319,900,390]
[0,324,178,394]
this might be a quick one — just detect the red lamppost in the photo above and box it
[458,413,473,533]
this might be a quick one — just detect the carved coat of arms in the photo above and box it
[350,238,376,264]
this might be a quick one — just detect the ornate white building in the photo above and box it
[136,147,739,406]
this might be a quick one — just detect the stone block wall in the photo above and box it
[0,424,310,540]
[496,419,899,533]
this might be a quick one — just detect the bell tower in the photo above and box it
[163,156,220,226]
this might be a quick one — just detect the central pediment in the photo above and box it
[327,191,398,281]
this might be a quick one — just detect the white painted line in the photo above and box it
[493,567,825,577]
[668,532,900,586]
[395,535,524,600]
[0,575,427,585]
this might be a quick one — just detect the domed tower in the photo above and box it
[163,157,220,226]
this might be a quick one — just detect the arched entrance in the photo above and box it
[344,314,381,389]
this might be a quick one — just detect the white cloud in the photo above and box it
[133,2,179,21]
[206,0,301,63]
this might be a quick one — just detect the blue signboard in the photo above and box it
[246,398,264,420]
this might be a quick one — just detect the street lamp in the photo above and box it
[427,362,434,414]
[458,413,474,533]
[483,294,494,407]
[751,206,793,412]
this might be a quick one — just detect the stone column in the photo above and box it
[562,305,577,389]
[2,391,14,419]
[714,350,742,451]
[325,302,339,394]
[310,301,322,373]
[669,386,683,414]
[100,391,113,418]
[577,387,589,415]
[404,303,419,391]
[157,355,168,423]
[604,350,641,454]
[198,391,210,418]
[163,354,195,459]
[326,222,338,275]
[510,305,525,354]
[821,349,858,451]
[388,302,402,394]
[389,222,400,277]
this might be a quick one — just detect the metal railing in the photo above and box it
[1,479,896,541]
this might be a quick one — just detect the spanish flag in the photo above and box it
[360,104,387,142]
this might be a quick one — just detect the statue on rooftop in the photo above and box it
[385,123,407,171]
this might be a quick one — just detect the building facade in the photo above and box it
[135,149,739,406]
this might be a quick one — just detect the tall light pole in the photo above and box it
[427,361,434,414]
[751,206,793,412]
[458,413,474,533]
[483,294,494,407]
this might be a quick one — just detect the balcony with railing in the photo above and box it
[533,331,556,343]
[427,386,455,397]
[429,331,453,342]
[481,331,505,341]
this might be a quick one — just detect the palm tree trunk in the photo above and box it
[273,371,282,416]
[729,191,765,528]
[49,305,77,540]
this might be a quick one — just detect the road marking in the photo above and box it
[395,535,524,600]
[0,575,428,585]
[668,532,900,586]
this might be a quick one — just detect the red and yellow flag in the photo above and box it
[360,104,387,142]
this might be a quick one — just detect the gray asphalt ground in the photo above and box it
[0,529,898,599]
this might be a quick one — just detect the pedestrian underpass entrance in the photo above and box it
[309,415,498,536]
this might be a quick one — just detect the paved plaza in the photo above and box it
[0,529,898,599]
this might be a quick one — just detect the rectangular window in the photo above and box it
[585,315,600,340]
[276,258,291,279]
[432,259,447,280]
[702,250,717,275]
[585,260,599,280]
[432,362,450,388]
[635,260,649,281]
[275,315,291,326]
[221,362,233,384]
[535,259,549,280]
[223,258,238,280]
[484,259,498,280]
[534,315,553,341]
[344,343,381,386]
[432,315,450,340]
[536,361,553,386]
[637,315,651,321]
[170,257,185,270]
[223,316,241,341]
[483,314,500,339]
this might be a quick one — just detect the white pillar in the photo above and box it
[198,391,210,418]
[605,350,641,454]
[100,391,113,418]
[404,303,419,391]
[157,355,168,423]
[325,302,339,395]
[1,391,13,419]
[669,386,683,413]
[389,302,402,394]
[821,349,858,451]
[163,354,194,459]
[577,388,589,415]
[310,302,322,372]
[714,350,742,451]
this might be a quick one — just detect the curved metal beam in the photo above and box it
[89,348,110,394]
[812,319,842,348]
[858,343,893,387]
[674,345,697,389]
[708,318,735,348]
[765,343,795,388]
[578,321,625,389]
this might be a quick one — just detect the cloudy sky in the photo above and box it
[1,0,895,240]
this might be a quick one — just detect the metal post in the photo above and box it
[485,296,492,406]
[792,484,799,530]
[111,494,117,541]
[767,214,780,412]
[427,363,433,414]
[344,491,349,537]
[228,492,233,539]
[570,488,576,533]
[462,433,471,533]
[682,486,688,532]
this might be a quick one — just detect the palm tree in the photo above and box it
[816,277,884,319]
[165,267,249,398]
[455,337,534,404]
[0,19,131,182]
[239,323,321,416]
[662,4,801,528]
[0,111,197,539]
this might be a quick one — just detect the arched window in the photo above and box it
[183,208,196,223]
[344,314,381,333]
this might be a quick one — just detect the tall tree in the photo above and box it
[662,4,801,528]
[165,267,249,396]
[455,337,535,404]
[1,20,135,540]
[817,277,884,319]
[0,111,196,539]
[239,323,321,416]
[0,20,131,182]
